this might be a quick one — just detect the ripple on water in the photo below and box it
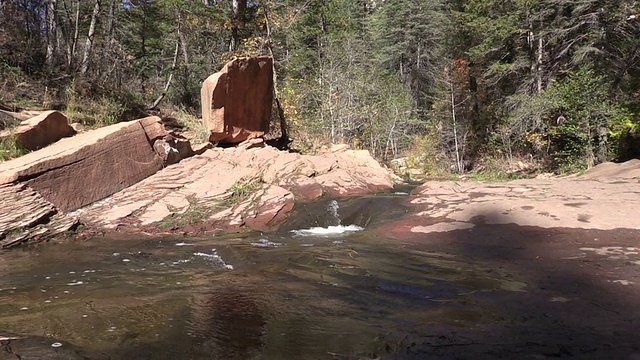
[250,239,283,248]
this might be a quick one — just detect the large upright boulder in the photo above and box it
[201,56,274,143]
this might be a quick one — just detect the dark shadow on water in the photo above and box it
[387,211,640,359]
[279,194,412,231]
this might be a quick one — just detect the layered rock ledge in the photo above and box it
[380,160,640,242]
[76,141,394,233]
[0,115,394,247]
[0,116,187,246]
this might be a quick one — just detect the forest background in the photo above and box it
[1,0,640,178]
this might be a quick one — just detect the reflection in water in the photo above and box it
[189,287,266,360]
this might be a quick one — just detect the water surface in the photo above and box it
[0,196,523,359]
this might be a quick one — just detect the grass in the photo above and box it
[223,179,262,206]
[0,132,30,161]
[159,197,211,229]
[172,107,210,144]
[65,83,125,128]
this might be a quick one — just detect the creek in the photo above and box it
[0,192,526,359]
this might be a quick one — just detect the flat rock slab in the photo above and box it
[381,166,640,241]
[0,183,78,248]
[0,116,166,212]
[78,144,395,232]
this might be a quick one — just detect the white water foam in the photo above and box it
[193,252,234,270]
[250,238,283,248]
[290,225,364,237]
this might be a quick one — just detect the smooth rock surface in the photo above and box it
[0,110,76,150]
[78,144,395,232]
[201,56,274,143]
[381,161,640,241]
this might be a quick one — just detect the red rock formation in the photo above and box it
[0,110,76,150]
[0,116,166,211]
[79,144,397,232]
[201,56,274,143]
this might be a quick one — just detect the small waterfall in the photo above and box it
[326,200,341,226]
[290,199,363,237]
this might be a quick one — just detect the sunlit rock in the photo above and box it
[0,110,76,151]
[201,56,274,144]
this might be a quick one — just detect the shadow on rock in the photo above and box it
[389,209,640,359]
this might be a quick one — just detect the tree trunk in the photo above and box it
[70,0,80,69]
[536,37,543,94]
[148,19,181,110]
[263,6,290,143]
[596,123,608,164]
[229,0,247,52]
[451,79,463,174]
[45,0,58,70]
[104,0,116,53]
[80,0,101,75]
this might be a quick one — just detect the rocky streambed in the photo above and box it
[1,173,640,359]
[0,113,396,247]
[2,106,640,358]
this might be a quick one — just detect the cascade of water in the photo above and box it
[289,199,364,236]
[326,200,341,226]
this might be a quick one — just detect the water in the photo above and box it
[0,195,524,359]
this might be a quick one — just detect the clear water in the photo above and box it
[0,195,524,359]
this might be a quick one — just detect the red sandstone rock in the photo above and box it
[79,143,395,232]
[220,185,295,231]
[0,116,166,211]
[0,111,76,151]
[201,56,274,143]
[278,174,324,201]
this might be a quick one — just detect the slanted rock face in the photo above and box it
[79,143,396,232]
[0,116,166,212]
[201,56,274,143]
[0,110,76,150]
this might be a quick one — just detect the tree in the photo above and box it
[45,0,58,70]
[369,0,450,109]
[80,0,101,75]
[229,0,247,51]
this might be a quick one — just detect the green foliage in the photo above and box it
[159,196,210,229]
[173,107,210,144]
[0,133,30,161]
[64,81,127,127]
[506,68,635,173]
[544,68,627,172]
[608,105,640,159]
[224,180,262,206]
[408,132,450,178]
[2,0,640,176]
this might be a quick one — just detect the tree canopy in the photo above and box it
[1,0,639,174]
